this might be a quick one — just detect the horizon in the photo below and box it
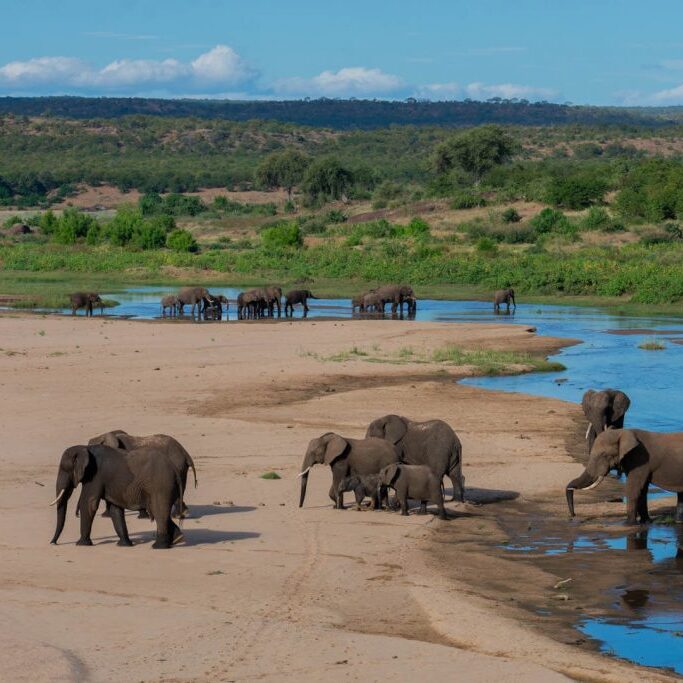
[2,1,683,106]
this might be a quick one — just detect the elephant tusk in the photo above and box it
[603,425,608,431]
[585,423,592,439]
[297,466,312,478]
[49,489,65,506]
[574,475,605,492]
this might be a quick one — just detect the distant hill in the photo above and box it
[1,96,682,129]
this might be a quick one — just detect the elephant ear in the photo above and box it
[581,390,595,416]
[323,434,348,465]
[72,447,91,485]
[618,430,639,461]
[612,392,631,421]
[383,416,407,444]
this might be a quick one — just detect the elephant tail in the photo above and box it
[172,463,185,523]
[180,445,198,488]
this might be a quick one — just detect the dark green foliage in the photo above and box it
[581,206,611,230]
[139,192,206,216]
[53,208,98,245]
[435,125,514,182]
[325,209,347,224]
[530,208,574,236]
[501,207,522,223]
[545,173,608,209]
[615,159,683,221]
[261,222,303,249]
[463,221,536,244]
[303,157,353,202]
[255,149,309,198]
[166,228,198,252]
[450,190,487,209]
[475,237,498,254]
[212,195,276,216]
[372,180,404,208]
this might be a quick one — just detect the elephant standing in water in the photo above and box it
[373,285,416,315]
[566,429,683,524]
[176,286,210,317]
[298,433,400,509]
[88,430,197,518]
[582,389,631,453]
[365,414,464,502]
[50,444,184,549]
[284,289,317,317]
[70,292,104,317]
[160,295,179,317]
[493,288,516,313]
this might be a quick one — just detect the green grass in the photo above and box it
[260,471,282,480]
[638,339,666,350]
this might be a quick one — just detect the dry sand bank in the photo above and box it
[0,315,673,682]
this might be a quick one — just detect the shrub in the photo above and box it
[39,209,58,235]
[475,237,498,254]
[261,222,303,249]
[530,208,573,235]
[501,207,522,223]
[133,222,168,250]
[545,174,607,209]
[372,180,404,208]
[3,215,22,228]
[53,208,97,245]
[85,224,102,245]
[581,206,611,230]
[284,200,296,214]
[450,190,487,210]
[166,229,198,252]
[105,206,142,246]
[325,209,347,223]
[400,217,430,238]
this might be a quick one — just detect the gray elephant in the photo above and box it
[70,292,103,317]
[284,289,317,317]
[373,284,415,315]
[262,286,283,317]
[582,389,631,453]
[352,290,375,313]
[566,428,683,524]
[366,415,464,502]
[335,473,387,510]
[377,463,447,519]
[50,444,184,549]
[176,286,210,317]
[237,289,266,320]
[298,433,400,509]
[160,295,179,318]
[493,288,516,314]
[88,430,197,518]
[362,292,383,313]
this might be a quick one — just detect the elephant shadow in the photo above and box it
[124,528,261,547]
[187,504,257,518]
[458,487,519,505]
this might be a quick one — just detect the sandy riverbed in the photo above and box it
[0,314,675,682]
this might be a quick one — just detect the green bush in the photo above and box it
[326,209,348,224]
[501,207,522,223]
[450,190,487,210]
[530,208,573,236]
[261,222,303,249]
[53,208,97,245]
[133,222,168,250]
[545,174,607,209]
[400,217,430,238]
[166,229,198,252]
[3,215,23,228]
[39,210,58,235]
[475,237,498,254]
[581,206,611,231]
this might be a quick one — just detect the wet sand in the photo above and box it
[0,313,676,682]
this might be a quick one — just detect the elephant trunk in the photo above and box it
[565,470,605,517]
[298,470,310,508]
[50,484,73,544]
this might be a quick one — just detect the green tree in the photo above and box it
[255,149,310,200]
[261,222,303,250]
[302,157,353,203]
[166,228,198,252]
[434,125,514,184]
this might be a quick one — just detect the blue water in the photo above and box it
[63,288,683,673]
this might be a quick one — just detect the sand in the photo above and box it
[0,314,674,682]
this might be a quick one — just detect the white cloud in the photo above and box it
[651,83,683,103]
[275,67,403,97]
[415,82,461,99]
[0,45,257,95]
[464,82,557,100]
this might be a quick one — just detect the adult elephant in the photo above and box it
[493,288,516,314]
[298,433,400,509]
[49,444,184,549]
[262,286,283,317]
[566,428,683,524]
[237,289,266,320]
[366,415,464,502]
[70,292,103,317]
[284,289,317,317]
[582,389,631,453]
[373,284,415,315]
[88,430,197,517]
[176,286,210,317]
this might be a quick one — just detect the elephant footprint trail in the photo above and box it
[222,518,323,673]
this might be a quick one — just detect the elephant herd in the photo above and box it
[351,284,417,316]
[49,388,683,551]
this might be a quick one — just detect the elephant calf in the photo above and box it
[378,463,447,520]
[336,473,387,510]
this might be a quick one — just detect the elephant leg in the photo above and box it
[637,487,651,524]
[419,501,427,514]
[625,471,649,525]
[101,500,112,518]
[109,504,133,546]
[329,481,344,509]
[76,495,98,546]
[400,497,409,516]
[138,509,150,519]
[152,506,182,549]
[676,493,683,524]
[448,472,465,502]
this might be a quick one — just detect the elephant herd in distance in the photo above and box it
[48,388,683,551]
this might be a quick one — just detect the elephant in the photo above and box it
[208,294,230,320]
[335,473,387,510]
[88,430,197,518]
[284,289,317,317]
[582,389,631,453]
[50,444,184,549]
[352,290,374,313]
[201,294,224,321]
[70,292,103,317]
[493,288,516,314]
[160,295,179,318]
[365,415,464,502]
[566,428,683,525]
[373,285,416,315]
[176,287,210,317]
[237,289,266,320]
[377,463,447,519]
[362,292,384,314]
[298,432,400,509]
[262,286,283,317]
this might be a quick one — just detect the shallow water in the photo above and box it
[63,287,683,672]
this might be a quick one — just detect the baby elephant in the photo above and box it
[336,474,386,510]
[378,463,447,520]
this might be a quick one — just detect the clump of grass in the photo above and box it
[397,346,416,358]
[260,471,281,480]
[430,345,566,376]
[639,339,666,351]
[326,346,368,362]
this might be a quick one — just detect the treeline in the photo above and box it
[1,96,682,128]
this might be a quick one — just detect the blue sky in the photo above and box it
[2,0,683,104]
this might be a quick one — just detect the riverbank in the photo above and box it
[0,313,675,681]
